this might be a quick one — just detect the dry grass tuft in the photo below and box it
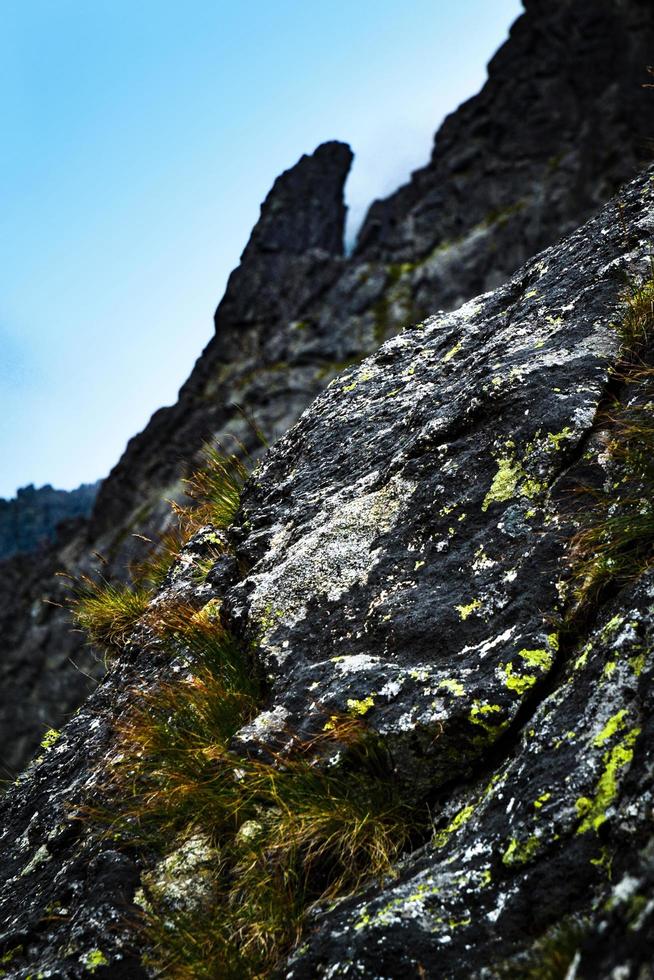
[172,446,248,538]
[567,273,654,609]
[95,604,414,978]
[71,445,416,974]
[68,575,151,651]
[617,274,654,358]
[569,396,654,605]
[66,446,249,654]
[129,528,185,590]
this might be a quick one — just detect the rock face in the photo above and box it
[0,163,652,978]
[0,483,99,560]
[356,0,654,274]
[1,0,653,775]
[88,140,354,544]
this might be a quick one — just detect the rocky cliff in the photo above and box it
[0,483,99,560]
[1,0,652,777]
[0,159,652,979]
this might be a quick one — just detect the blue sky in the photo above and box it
[0,0,522,498]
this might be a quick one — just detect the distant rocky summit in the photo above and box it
[1,0,653,782]
[0,483,99,560]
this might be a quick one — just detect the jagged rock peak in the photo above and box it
[87,143,352,543]
[355,0,654,262]
[244,140,353,258]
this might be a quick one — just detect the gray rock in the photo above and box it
[0,163,653,978]
[286,572,654,978]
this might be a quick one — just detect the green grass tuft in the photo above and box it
[567,274,654,610]
[93,602,418,978]
[173,445,248,538]
[66,446,249,654]
[497,915,588,979]
[69,575,151,652]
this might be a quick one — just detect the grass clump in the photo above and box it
[172,445,248,539]
[497,915,588,979]
[567,273,654,609]
[129,528,185,591]
[615,276,654,357]
[68,575,152,652]
[66,446,248,654]
[569,398,654,605]
[97,606,415,978]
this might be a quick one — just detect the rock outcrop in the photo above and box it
[1,0,653,775]
[0,161,652,978]
[0,483,99,560]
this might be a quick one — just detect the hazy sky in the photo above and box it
[0,0,522,499]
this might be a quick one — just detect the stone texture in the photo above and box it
[286,573,654,978]
[1,0,653,776]
[0,163,652,978]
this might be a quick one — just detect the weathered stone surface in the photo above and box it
[0,165,653,977]
[286,572,654,978]
[225,167,649,763]
[0,541,99,775]
[2,0,653,777]
[235,167,654,977]
[0,527,221,978]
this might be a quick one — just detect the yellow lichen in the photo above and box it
[593,709,629,747]
[502,834,540,866]
[469,701,507,736]
[346,696,375,716]
[455,598,482,621]
[547,427,574,451]
[481,444,544,512]
[501,661,537,694]
[576,727,641,834]
[518,647,554,671]
[438,678,465,697]
[482,456,521,511]
[433,803,476,848]
[83,950,109,974]
[442,341,462,363]
[40,728,62,751]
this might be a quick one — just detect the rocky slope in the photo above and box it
[0,483,99,560]
[0,159,652,979]
[1,0,653,775]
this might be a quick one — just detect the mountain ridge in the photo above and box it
[0,482,99,561]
